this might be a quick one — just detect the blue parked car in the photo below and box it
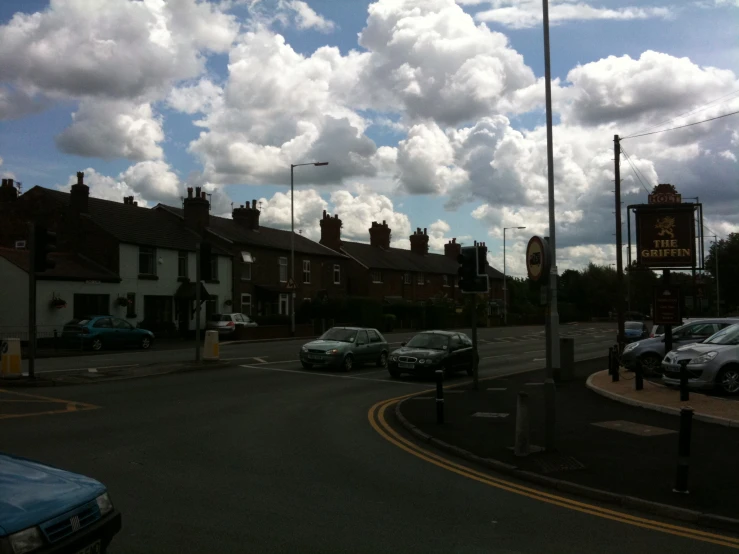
[622,321,649,343]
[0,453,121,554]
[62,316,155,352]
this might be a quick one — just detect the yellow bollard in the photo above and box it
[203,330,220,361]
[1,338,22,379]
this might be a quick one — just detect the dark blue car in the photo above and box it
[0,453,121,553]
[62,316,155,352]
[623,321,649,343]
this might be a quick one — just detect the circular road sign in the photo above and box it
[526,236,550,282]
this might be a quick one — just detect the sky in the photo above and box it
[1,0,738,277]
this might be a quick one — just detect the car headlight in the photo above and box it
[96,492,114,516]
[301,347,307,352]
[325,349,339,355]
[623,342,638,352]
[9,527,44,554]
[689,351,717,365]
[418,359,426,364]
[391,356,397,362]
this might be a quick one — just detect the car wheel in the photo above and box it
[377,351,388,368]
[301,361,313,370]
[91,338,103,351]
[141,336,152,350]
[717,366,739,395]
[341,355,354,372]
[388,368,401,379]
[639,354,662,376]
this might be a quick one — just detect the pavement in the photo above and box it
[397,363,739,523]
[4,322,738,553]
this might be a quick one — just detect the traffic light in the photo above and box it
[32,224,56,273]
[199,242,212,281]
[457,245,489,293]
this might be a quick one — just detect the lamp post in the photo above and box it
[290,162,329,336]
[712,236,720,317]
[503,226,526,326]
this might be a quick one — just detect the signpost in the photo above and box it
[653,286,682,326]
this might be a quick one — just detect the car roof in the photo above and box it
[417,330,458,336]
[330,326,378,331]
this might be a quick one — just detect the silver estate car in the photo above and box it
[620,318,739,375]
[662,323,739,395]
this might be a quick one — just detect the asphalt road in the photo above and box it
[23,323,619,375]
[3,322,736,553]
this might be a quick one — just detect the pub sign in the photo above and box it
[635,206,695,269]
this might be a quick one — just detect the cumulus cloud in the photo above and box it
[55,100,165,161]
[0,85,50,120]
[471,1,672,29]
[167,79,223,115]
[280,0,336,32]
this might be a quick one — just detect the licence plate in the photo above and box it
[76,541,101,554]
[309,355,324,361]
[399,362,414,369]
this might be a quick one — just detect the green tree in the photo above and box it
[704,233,739,313]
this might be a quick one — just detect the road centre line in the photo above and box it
[369,395,739,549]
[253,357,268,363]
[240,365,432,387]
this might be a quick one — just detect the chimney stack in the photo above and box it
[369,220,391,249]
[0,178,18,203]
[410,227,429,255]
[70,171,89,213]
[232,198,261,230]
[444,237,461,259]
[319,209,343,252]
[183,185,210,231]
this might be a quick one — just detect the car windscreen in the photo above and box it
[320,328,357,342]
[406,333,448,350]
[625,322,643,330]
[703,324,739,345]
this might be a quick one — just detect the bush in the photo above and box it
[382,313,397,332]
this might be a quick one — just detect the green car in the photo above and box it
[300,327,389,371]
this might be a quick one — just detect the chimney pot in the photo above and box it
[195,186,201,196]
[187,187,193,198]
[76,172,84,185]
[334,214,338,219]
[423,228,427,234]
[323,209,327,218]
[134,201,138,206]
[1,179,6,186]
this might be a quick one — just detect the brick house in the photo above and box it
[0,175,232,336]
[317,210,504,306]
[156,196,349,318]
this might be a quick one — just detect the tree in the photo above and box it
[705,233,739,314]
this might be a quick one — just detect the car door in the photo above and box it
[233,314,245,328]
[459,333,474,368]
[674,323,716,346]
[366,329,383,361]
[355,330,370,363]
[447,335,464,371]
[93,317,114,345]
[112,318,136,346]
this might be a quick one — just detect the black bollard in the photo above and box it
[611,346,620,383]
[673,407,693,494]
[679,360,689,401]
[635,361,643,391]
[435,370,444,424]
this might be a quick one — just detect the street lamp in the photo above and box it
[503,226,526,326]
[290,162,329,336]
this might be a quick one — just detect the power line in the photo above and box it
[619,145,651,194]
[622,109,739,140]
[623,88,739,138]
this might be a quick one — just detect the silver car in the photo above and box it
[662,323,739,395]
[620,318,739,375]
[206,313,258,335]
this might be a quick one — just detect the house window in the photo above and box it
[417,272,424,285]
[178,251,188,279]
[404,272,411,285]
[333,264,341,284]
[241,251,252,281]
[371,270,383,283]
[206,295,218,319]
[279,293,289,315]
[241,293,252,315]
[443,275,449,287]
[302,260,311,284]
[209,255,218,281]
[138,247,156,276]
[279,257,287,282]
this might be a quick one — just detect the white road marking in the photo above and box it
[481,354,511,360]
[523,349,545,355]
[253,357,268,363]
[532,358,546,362]
[240,365,432,387]
[35,363,140,375]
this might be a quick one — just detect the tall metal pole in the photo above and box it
[290,164,296,336]
[503,228,507,326]
[195,242,201,362]
[542,0,559,451]
[614,135,625,349]
[713,236,720,317]
[28,222,36,380]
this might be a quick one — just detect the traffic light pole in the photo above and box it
[471,293,479,390]
[195,242,201,363]
[28,223,36,380]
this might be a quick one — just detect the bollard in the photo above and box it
[673,407,693,494]
[1,338,22,379]
[203,330,220,362]
[608,346,614,377]
[678,359,689,401]
[435,370,444,424]
[611,346,620,383]
[514,391,530,457]
[635,362,643,391]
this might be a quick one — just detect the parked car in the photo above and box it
[62,316,155,351]
[662,323,739,395]
[650,318,699,338]
[623,321,649,343]
[0,452,121,554]
[621,318,739,375]
[300,327,388,371]
[206,313,257,335]
[388,330,474,379]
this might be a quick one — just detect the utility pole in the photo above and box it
[28,223,36,380]
[712,236,720,316]
[290,164,296,337]
[614,135,625,350]
[195,242,201,362]
[542,0,559,451]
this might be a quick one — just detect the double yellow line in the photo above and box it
[368,392,739,549]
